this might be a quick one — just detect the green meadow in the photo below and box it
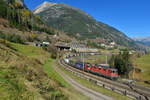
[134,54,150,87]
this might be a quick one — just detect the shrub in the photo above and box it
[0,32,24,44]
[46,45,58,59]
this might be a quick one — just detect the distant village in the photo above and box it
[32,39,135,55]
[29,33,138,55]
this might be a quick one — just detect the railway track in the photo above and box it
[58,58,150,100]
[53,60,114,100]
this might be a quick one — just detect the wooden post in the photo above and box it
[124,90,127,96]
[103,84,105,88]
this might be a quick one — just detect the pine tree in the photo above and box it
[109,49,132,77]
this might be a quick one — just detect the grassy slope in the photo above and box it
[10,43,50,64]
[44,60,89,100]
[0,42,43,100]
[0,41,88,100]
[82,55,106,64]
[11,43,88,100]
[56,61,135,100]
[44,59,69,87]
[134,54,150,87]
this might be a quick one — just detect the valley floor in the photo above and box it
[0,40,139,100]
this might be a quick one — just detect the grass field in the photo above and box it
[0,42,44,100]
[84,55,106,64]
[133,54,150,87]
[56,61,135,100]
[10,43,50,64]
[12,42,89,100]
[0,41,88,100]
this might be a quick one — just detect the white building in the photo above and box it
[101,43,106,47]
[110,42,116,46]
[43,42,50,45]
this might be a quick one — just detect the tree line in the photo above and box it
[0,31,24,44]
[0,0,54,35]
[109,49,132,77]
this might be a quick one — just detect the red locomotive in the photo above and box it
[65,58,119,80]
[84,63,118,80]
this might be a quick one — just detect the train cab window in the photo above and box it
[111,70,116,73]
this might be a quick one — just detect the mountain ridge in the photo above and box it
[33,2,138,49]
[133,36,150,41]
[133,36,150,47]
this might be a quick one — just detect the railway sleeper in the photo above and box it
[144,96,149,100]
[135,95,149,100]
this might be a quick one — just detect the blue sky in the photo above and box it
[24,0,150,38]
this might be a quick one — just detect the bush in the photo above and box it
[11,34,23,43]
[0,32,24,44]
[51,53,57,59]
[46,45,58,59]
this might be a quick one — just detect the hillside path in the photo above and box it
[51,60,115,100]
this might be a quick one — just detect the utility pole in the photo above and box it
[83,53,84,70]
[81,53,82,62]
[133,66,135,80]
[105,52,110,65]
[81,52,84,70]
[106,54,108,64]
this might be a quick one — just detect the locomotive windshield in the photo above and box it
[110,69,117,73]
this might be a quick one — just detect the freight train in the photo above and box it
[64,58,118,80]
